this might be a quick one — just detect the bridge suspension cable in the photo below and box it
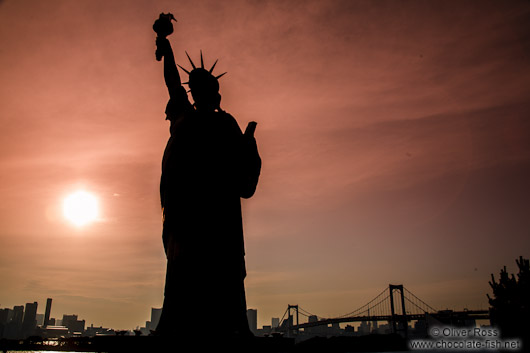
[403,287,437,314]
[336,287,390,318]
[297,306,323,320]
[278,307,289,328]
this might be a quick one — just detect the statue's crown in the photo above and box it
[177,51,226,93]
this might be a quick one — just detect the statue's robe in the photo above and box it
[156,87,261,337]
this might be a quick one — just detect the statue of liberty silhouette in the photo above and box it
[152,13,261,341]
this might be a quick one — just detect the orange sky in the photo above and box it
[1,0,530,330]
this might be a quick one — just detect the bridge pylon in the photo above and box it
[286,304,299,337]
[389,284,408,338]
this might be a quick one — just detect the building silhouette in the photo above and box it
[84,324,115,337]
[4,305,25,338]
[62,314,85,334]
[42,325,69,338]
[247,309,257,335]
[139,307,162,335]
[151,308,162,329]
[0,308,11,338]
[44,298,52,327]
[21,302,38,338]
[36,313,44,326]
[12,305,24,329]
[306,315,325,336]
[1,300,93,339]
[358,320,370,335]
[271,317,279,329]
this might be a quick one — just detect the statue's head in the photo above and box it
[178,51,226,111]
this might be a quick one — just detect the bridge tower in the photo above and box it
[287,304,299,337]
[389,284,408,338]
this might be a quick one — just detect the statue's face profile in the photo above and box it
[189,68,221,111]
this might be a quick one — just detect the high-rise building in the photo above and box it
[358,320,370,335]
[0,308,11,325]
[271,317,279,328]
[151,308,162,329]
[2,306,24,339]
[11,305,24,338]
[62,314,78,330]
[0,309,12,339]
[246,309,257,334]
[44,298,52,327]
[12,306,24,326]
[21,302,38,338]
[145,320,152,331]
[372,319,378,332]
[62,314,85,334]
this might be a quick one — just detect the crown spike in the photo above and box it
[177,64,190,75]
[215,72,227,79]
[200,50,204,69]
[185,51,196,69]
[209,59,218,74]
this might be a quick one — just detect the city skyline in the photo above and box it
[0,291,489,340]
[0,280,503,333]
[1,0,530,330]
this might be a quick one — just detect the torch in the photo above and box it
[153,13,177,61]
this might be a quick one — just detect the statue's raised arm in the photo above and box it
[153,13,193,121]
[153,13,184,101]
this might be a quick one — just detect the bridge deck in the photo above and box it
[286,310,490,330]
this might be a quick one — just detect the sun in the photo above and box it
[63,190,99,227]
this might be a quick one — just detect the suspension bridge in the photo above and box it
[276,284,489,337]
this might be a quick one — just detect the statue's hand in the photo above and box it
[153,13,177,38]
[155,37,170,61]
[154,13,176,61]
